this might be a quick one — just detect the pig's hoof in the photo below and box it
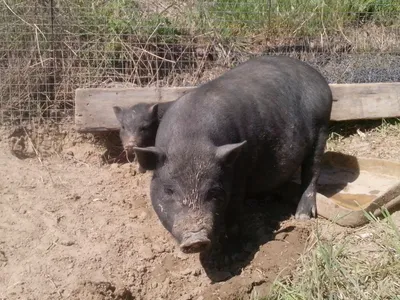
[295,198,317,220]
[295,212,312,220]
[295,205,316,220]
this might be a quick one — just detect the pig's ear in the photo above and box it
[148,103,159,119]
[113,106,123,123]
[133,146,165,170]
[216,140,247,167]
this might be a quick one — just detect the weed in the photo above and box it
[266,208,400,300]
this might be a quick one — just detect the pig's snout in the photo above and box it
[180,230,211,254]
[124,142,136,150]
[122,139,137,153]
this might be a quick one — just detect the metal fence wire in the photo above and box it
[1,0,400,126]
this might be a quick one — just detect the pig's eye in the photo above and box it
[164,187,174,196]
[139,126,147,132]
[121,125,125,130]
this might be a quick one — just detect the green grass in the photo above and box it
[5,0,399,39]
[265,208,400,300]
[48,0,400,61]
[2,0,400,61]
[193,0,400,38]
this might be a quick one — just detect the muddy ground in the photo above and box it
[0,123,399,300]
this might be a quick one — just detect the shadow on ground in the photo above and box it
[199,152,362,282]
[199,194,298,282]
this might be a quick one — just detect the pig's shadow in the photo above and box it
[199,193,298,283]
[199,152,361,283]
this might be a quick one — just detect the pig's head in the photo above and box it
[113,103,159,153]
[133,140,247,254]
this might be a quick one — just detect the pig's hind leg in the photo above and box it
[295,126,328,220]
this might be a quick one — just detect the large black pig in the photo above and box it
[133,55,333,254]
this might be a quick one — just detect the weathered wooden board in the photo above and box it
[75,87,192,132]
[330,82,400,121]
[75,83,400,132]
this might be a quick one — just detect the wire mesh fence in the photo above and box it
[1,0,400,126]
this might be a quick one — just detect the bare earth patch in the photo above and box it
[0,128,309,300]
[1,122,399,300]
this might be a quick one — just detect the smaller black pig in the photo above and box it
[113,100,175,152]
[113,101,175,172]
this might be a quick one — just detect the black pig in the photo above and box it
[113,101,175,152]
[134,56,333,254]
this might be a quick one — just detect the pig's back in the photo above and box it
[157,55,332,149]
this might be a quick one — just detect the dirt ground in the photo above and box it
[0,123,399,300]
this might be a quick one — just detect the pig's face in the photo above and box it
[151,158,225,253]
[134,141,246,253]
[113,104,159,152]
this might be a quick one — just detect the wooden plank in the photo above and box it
[75,87,192,132]
[75,83,400,132]
[330,82,400,121]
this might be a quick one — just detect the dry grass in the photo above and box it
[264,119,400,300]
[326,118,400,160]
[266,208,400,300]
[328,118,400,140]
